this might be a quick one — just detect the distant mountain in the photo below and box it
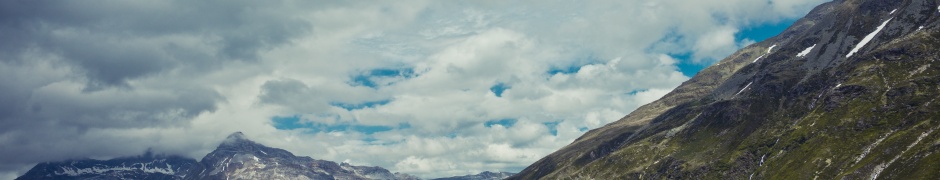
[431,171,515,180]
[16,153,202,180]
[17,132,419,180]
[511,0,940,179]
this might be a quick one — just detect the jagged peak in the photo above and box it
[217,132,262,151]
[227,131,245,139]
[221,132,249,144]
[212,132,296,158]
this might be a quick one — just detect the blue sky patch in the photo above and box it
[736,20,796,43]
[351,75,379,88]
[673,19,798,77]
[490,83,510,97]
[271,115,394,135]
[627,89,648,95]
[351,68,415,88]
[543,122,560,136]
[330,99,392,111]
[670,53,706,77]
[547,65,582,75]
[484,119,518,128]
[547,54,603,75]
[272,115,305,130]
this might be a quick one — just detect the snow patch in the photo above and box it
[54,163,176,176]
[836,84,842,88]
[846,18,893,58]
[759,155,766,166]
[752,54,765,63]
[735,82,753,96]
[919,26,925,31]
[767,44,777,53]
[889,9,897,14]
[796,44,817,58]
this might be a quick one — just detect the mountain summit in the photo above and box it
[17,132,419,180]
[512,0,940,179]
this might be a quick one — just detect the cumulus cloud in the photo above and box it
[0,0,825,178]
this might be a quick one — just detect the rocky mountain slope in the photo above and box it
[17,132,419,180]
[511,0,940,179]
[430,171,515,180]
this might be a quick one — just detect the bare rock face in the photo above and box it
[17,132,418,180]
[512,0,940,179]
[431,171,515,180]
[198,132,409,180]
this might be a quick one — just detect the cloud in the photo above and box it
[0,0,826,178]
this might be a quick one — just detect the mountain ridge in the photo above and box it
[430,171,515,180]
[16,132,421,180]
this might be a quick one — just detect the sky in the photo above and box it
[0,0,826,178]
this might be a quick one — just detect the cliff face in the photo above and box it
[512,0,940,179]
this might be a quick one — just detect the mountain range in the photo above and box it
[16,132,517,180]
[511,0,940,179]
[17,132,422,180]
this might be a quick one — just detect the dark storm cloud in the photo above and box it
[0,0,312,175]
[0,0,311,87]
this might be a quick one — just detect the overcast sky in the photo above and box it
[0,0,826,178]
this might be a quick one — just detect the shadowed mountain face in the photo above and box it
[16,154,203,180]
[17,132,420,180]
[512,0,940,179]
[431,171,515,180]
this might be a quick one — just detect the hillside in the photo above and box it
[511,0,940,179]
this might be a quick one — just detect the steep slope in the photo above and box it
[17,132,418,180]
[431,171,515,180]
[512,0,940,179]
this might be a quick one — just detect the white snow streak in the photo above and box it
[752,44,776,63]
[759,155,766,166]
[54,162,176,176]
[752,54,765,63]
[870,129,934,180]
[796,44,817,58]
[889,9,897,14]
[836,84,842,88]
[736,82,753,96]
[855,131,891,164]
[847,18,893,58]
